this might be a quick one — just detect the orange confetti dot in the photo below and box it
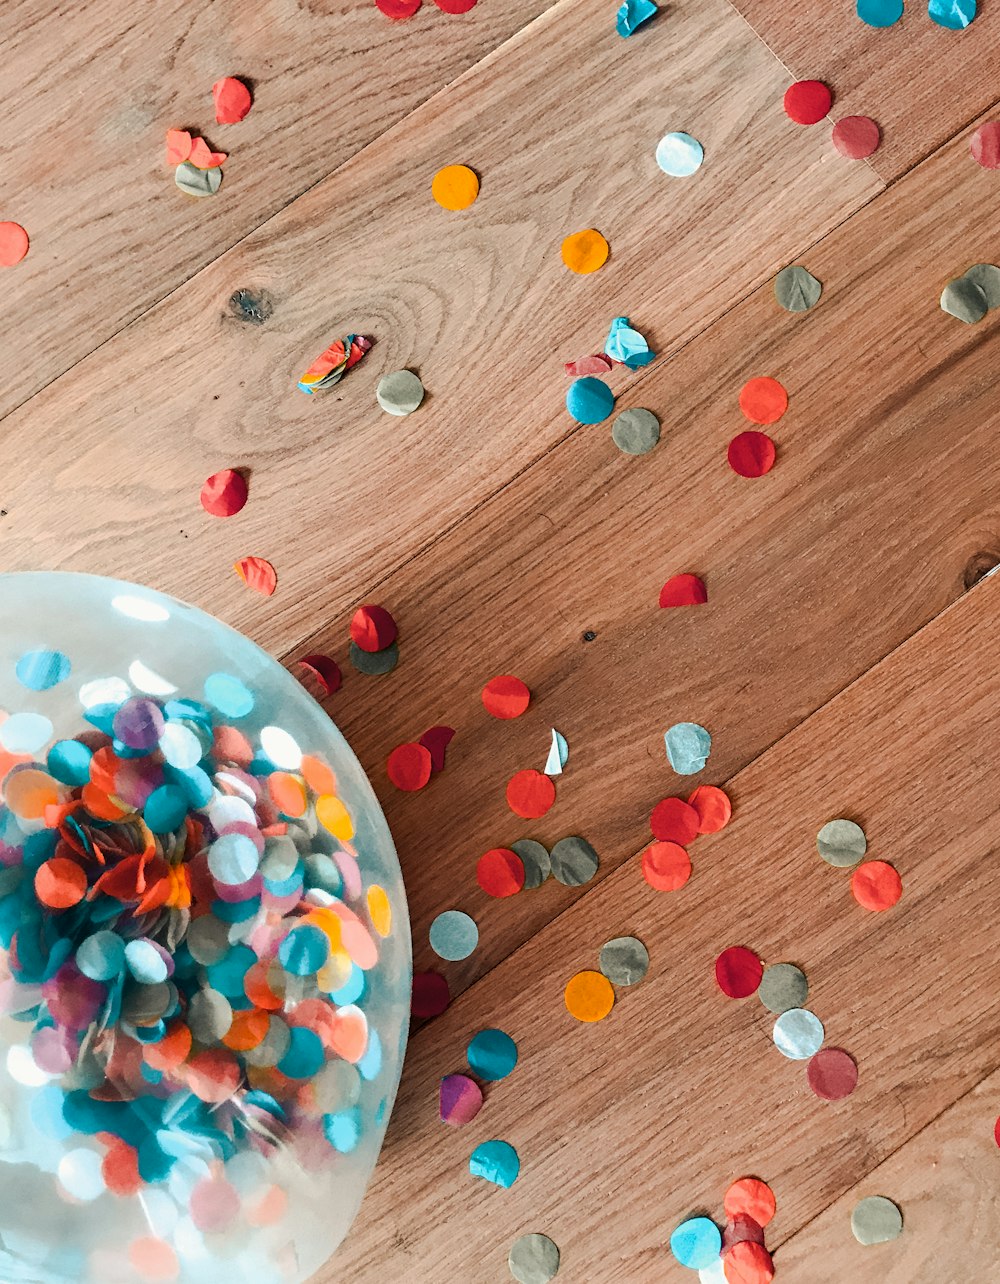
[102,1139,143,1197]
[247,1183,289,1227]
[506,768,555,819]
[641,841,691,890]
[317,793,355,840]
[687,785,732,834]
[185,1048,241,1103]
[481,674,531,719]
[128,1237,179,1282]
[724,1177,776,1228]
[213,76,253,125]
[301,755,337,795]
[4,768,61,819]
[234,556,277,596]
[244,961,284,1012]
[222,1008,270,1051]
[143,1022,192,1072]
[269,771,308,817]
[723,1241,774,1284]
[0,222,30,267]
[738,377,788,425]
[431,164,480,211]
[561,228,610,275]
[564,970,615,1022]
[165,129,193,166]
[34,857,87,909]
[851,859,902,911]
[367,885,392,937]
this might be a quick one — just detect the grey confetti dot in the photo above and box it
[549,836,599,886]
[599,936,649,986]
[611,408,660,455]
[774,264,822,313]
[511,839,551,889]
[376,369,424,416]
[186,914,232,965]
[940,276,988,324]
[175,161,222,198]
[509,1233,560,1283]
[244,1016,291,1068]
[188,988,233,1042]
[349,640,399,676]
[816,818,867,868]
[851,1196,903,1245]
[758,963,809,1014]
[963,263,1000,309]
[121,981,171,1026]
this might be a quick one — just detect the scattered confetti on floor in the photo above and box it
[564,969,615,1021]
[655,131,704,177]
[928,0,976,29]
[605,315,655,367]
[470,1139,521,1187]
[544,728,568,775]
[549,836,599,885]
[508,1232,561,1283]
[432,164,480,210]
[774,264,822,312]
[298,334,372,393]
[419,723,455,771]
[376,369,425,415]
[234,555,277,595]
[387,741,433,791]
[851,1195,903,1244]
[728,430,777,478]
[807,1047,859,1100]
[506,769,556,819]
[970,121,1000,168]
[739,376,788,425]
[439,1073,483,1125]
[816,818,867,867]
[175,162,223,198]
[724,1178,776,1228]
[412,970,451,1018]
[783,80,833,126]
[757,963,808,1014]
[200,468,248,517]
[642,840,692,890]
[687,785,732,833]
[349,640,399,676]
[478,847,526,897]
[560,229,609,274]
[351,603,398,651]
[0,221,30,267]
[612,408,660,455]
[856,0,904,24]
[671,1217,723,1270]
[940,274,989,323]
[832,115,882,159]
[430,910,479,960]
[772,1007,825,1059]
[566,376,615,424]
[851,859,902,911]
[213,76,253,124]
[482,674,531,718]
[716,946,764,998]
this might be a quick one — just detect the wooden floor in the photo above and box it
[4,0,1000,1279]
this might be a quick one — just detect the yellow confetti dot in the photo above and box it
[367,885,392,937]
[317,793,354,841]
[564,970,615,1022]
[560,228,609,275]
[432,164,480,211]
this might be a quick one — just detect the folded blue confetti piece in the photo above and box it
[928,0,975,26]
[616,0,658,36]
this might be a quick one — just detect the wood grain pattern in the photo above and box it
[0,0,879,654]
[0,0,555,417]
[326,574,1000,1282]
[281,109,1000,1000]
[729,0,1000,180]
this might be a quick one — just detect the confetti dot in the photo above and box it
[773,264,822,313]
[665,721,712,774]
[200,469,248,517]
[349,640,399,675]
[772,1007,825,1059]
[433,0,478,11]
[278,924,331,976]
[687,785,732,833]
[724,1178,776,1228]
[642,841,691,890]
[561,228,609,274]
[566,376,615,424]
[298,653,343,695]
[482,675,531,718]
[468,1028,518,1080]
[377,370,425,416]
[655,131,704,177]
[419,724,455,771]
[851,860,902,911]
[856,0,903,25]
[0,711,53,753]
[715,946,763,998]
[429,910,479,960]
[213,76,252,125]
[0,222,29,267]
[970,121,1000,169]
[35,858,87,909]
[728,431,776,478]
[612,407,660,455]
[432,164,480,210]
[350,604,398,653]
[506,769,556,819]
[670,1217,723,1270]
[512,838,551,888]
[375,0,422,16]
[783,80,832,126]
[832,115,881,159]
[599,936,649,986]
[129,1237,180,1281]
[928,0,975,28]
[807,1047,859,1100]
[15,648,71,691]
[564,970,615,1021]
[176,161,222,198]
[509,1232,561,1284]
[477,848,526,897]
[757,963,808,1014]
[941,277,988,324]
[650,797,700,844]
[234,555,276,596]
[723,1241,775,1283]
[851,1195,903,1244]
[549,836,599,886]
[738,377,788,425]
[412,970,450,1018]
[470,1138,520,1187]
[659,574,707,608]
[387,742,433,792]
[816,818,867,867]
[994,1115,1000,1148]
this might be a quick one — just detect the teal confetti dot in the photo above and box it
[206,944,256,996]
[278,1027,325,1079]
[213,895,261,924]
[669,1217,722,1270]
[856,0,903,24]
[278,924,331,976]
[323,1107,361,1153]
[664,722,712,775]
[467,1028,518,1081]
[76,931,125,982]
[928,0,975,27]
[15,649,71,692]
[143,785,187,834]
[203,673,254,719]
[47,740,93,786]
[566,377,615,425]
[469,1139,520,1188]
[429,910,479,962]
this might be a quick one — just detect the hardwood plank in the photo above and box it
[326,573,1000,1282]
[0,0,879,652]
[0,0,554,417]
[727,0,1000,180]
[281,112,1000,998]
[776,1066,1000,1279]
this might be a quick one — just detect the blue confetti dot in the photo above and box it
[124,939,169,984]
[358,1028,382,1081]
[203,673,255,719]
[76,931,125,982]
[208,833,260,886]
[669,1217,722,1270]
[928,0,975,27]
[655,131,704,177]
[15,649,71,692]
[47,740,93,786]
[664,721,712,775]
[566,377,615,425]
[856,0,903,25]
[469,1139,520,1188]
[331,965,366,1006]
[143,785,187,834]
[278,1027,326,1080]
[323,1107,361,1153]
[83,703,118,736]
[278,924,330,976]
[467,1028,518,1081]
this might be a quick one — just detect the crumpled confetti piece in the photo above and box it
[543,728,568,776]
[298,334,372,394]
[616,0,658,35]
[604,315,655,368]
[165,129,193,166]
[469,1139,520,1187]
[659,574,707,607]
[200,468,248,517]
[234,556,277,596]
[419,725,455,772]
[213,77,253,125]
[296,653,343,695]
[664,721,711,774]
[564,353,614,377]
[175,163,222,198]
[188,137,227,169]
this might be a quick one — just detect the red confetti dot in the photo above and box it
[738,376,788,425]
[418,725,455,772]
[994,1115,1000,1148]
[375,0,422,15]
[412,970,450,1018]
[723,1240,774,1284]
[728,431,776,478]
[783,80,832,126]
[34,857,87,909]
[297,653,342,696]
[715,946,763,998]
[505,768,555,819]
[687,785,732,834]
[832,115,881,160]
[482,674,531,719]
[807,1047,859,1100]
[971,121,1000,169]
[659,573,707,608]
[851,860,902,911]
[102,1139,142,1196]
[0,222,30,267]
[200,468,248,518]
[350,604,398,652]
[234,556,277,596]
[641,841,691,891]
[477,847,526,897]
[650,797,700,844]
[433,0,477,10]
[213,77,253,125]
[387,742,432,792]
